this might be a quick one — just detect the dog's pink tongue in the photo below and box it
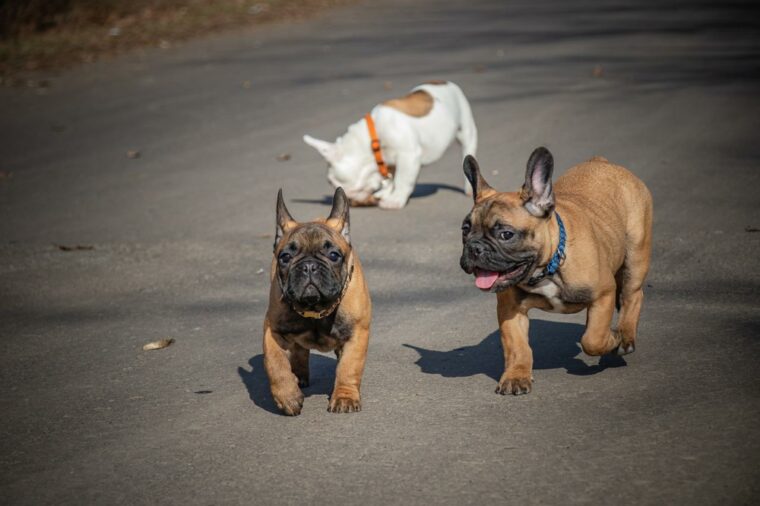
[475,270,499,290]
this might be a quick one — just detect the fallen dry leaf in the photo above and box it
[0,171,13,180]
[242,80,252,89]
[592,65,604,78]
[383,81,393,90]
[126,149,141,159]
[276,153,291,161]
[143,338,175,351]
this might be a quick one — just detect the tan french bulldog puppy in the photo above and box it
[263,187,371,415]
[460,148,652,395]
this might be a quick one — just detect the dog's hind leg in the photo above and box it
[614,189,653,355]
[580,291,620,356]
[453,86,478,196]
[456,108,477,159]
[614,237,652,355]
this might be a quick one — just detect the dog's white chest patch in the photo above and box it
[522,278,565,312]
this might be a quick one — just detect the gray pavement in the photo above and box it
[1,0,759,504]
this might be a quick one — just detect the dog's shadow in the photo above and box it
[237,353,337,415]
[291,182,465,205]
[404,319,626,381]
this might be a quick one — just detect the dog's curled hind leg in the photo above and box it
[580,291,620,356]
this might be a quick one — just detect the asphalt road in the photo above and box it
[1,0,759,504]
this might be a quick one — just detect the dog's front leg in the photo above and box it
[263,323,304,416]
[328,325,369,413]
[496,290,533,395]
[378,151,421,209]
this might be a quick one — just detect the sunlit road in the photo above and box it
[1,1,759,504]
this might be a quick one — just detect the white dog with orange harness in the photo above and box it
[303,81,478,209]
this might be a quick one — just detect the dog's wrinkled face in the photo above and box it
[327,155,384,205]
[277,225,350,312]
[460,199,541,292]
[460,149,556,292]
[274,187,352,313]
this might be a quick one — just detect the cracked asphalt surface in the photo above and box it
[1,0,759,504]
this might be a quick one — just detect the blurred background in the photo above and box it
[0,0,347,76]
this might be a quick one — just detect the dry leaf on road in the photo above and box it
[143,338,175,351]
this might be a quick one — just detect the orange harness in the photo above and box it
[364,113,391,179]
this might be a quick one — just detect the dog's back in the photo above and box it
[555,157,652,299]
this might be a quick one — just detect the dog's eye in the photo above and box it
[279,252,292,264]
[499,230,514,241]
[328,251,342,262]
[461,221,471,234]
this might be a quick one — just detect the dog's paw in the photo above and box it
[615,341,635,356]
[273,390,304,416]
[496,374,533,396]
[378,194,408,210]
[327,395,362,413]
[611,328,635,356]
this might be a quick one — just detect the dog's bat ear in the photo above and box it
[521,147,555,218]
[275,189,297,250]
[463,155,496,202]
[303,135,340,163]
[326,187,350,244]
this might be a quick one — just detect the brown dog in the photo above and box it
[460,147,652,395]
[263,187,371,415]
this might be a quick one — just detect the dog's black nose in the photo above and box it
[468,242,484,258]
[299,261,319,274]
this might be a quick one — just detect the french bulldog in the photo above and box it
[263,187,371,415]
[460,147,652,395]
[303,81,478,209]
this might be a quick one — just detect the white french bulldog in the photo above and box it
[303,81,478,209]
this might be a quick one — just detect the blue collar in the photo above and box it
[527,211,566,286]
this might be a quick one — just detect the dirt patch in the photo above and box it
[0,0,353,78]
